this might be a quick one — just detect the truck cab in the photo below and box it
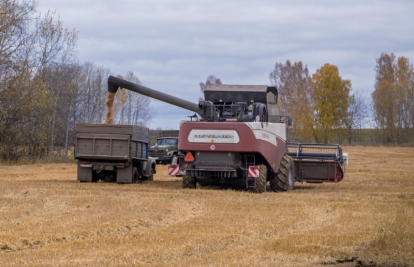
[149,131,179,164]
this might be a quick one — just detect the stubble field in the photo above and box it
[0,146,413,266]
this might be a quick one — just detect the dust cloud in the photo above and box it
[103,92,115,124]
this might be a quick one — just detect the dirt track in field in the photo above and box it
[0,146,413,266]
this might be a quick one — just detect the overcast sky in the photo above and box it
[37,0,414,129]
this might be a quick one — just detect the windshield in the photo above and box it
[156,139,165,146]
[165,138,177,145]
[157,138,177,146]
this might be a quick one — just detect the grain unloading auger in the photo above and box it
[108,75,347,193]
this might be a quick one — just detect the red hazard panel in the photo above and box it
[184,152,194,162]
[168,164,180,176]
[248,166,260,178]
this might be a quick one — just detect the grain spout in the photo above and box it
[103,92,115,124]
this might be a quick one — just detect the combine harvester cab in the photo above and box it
[107,75,347,193]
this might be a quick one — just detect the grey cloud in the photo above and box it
[37,0,414,129]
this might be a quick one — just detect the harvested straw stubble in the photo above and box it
[0,147,414,266]
[103,92,115,124]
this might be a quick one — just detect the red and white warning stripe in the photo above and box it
[168,164,180,176]
[248,166,260,178]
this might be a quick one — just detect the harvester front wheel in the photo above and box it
[271,155,295,192]
[251,164,267,193]
[182,174,196,189]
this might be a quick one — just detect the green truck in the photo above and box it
[149,130,179,165]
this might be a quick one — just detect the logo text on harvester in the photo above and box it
[194,135,233,138]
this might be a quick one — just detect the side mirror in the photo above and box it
[155,143,158,151]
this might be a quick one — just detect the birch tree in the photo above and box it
[371,53,414,144]
[345,89,369,144]
[269,60,313,141]
[114,72,153,126]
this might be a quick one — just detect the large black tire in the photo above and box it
[146,167,154,181]
[104,172,115,183]
[270,154,295,192]
[251,164,267,193]
[132,167,138,183]
[182,174,196,189]
[91,171,98,183]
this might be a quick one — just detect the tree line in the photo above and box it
[0,0,152,162]
[202,53,414,146]
[267,54,414,145]
[2,1,413,163]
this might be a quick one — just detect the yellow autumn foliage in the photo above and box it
[311,63,351,143]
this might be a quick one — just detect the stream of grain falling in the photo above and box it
[103,92,115,124]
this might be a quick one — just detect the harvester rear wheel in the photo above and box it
[270,154,295,192]
[251,164,267,193]
[182,174,196,189]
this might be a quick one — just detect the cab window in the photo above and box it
[157,139,165,146]
[165,139,177,145]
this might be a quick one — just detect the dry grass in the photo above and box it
[0,146,413,266]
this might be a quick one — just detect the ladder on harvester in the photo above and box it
[245,154,256,189]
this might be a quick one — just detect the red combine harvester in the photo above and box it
[108,76,348,193]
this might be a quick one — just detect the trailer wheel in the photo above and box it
[104,172,115,183]
[146,167,154,181]
[182,174,196,189]
[132,167,138,183]
[91,171,98,183]
[271,155,295,191]
[251,164,267,193]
